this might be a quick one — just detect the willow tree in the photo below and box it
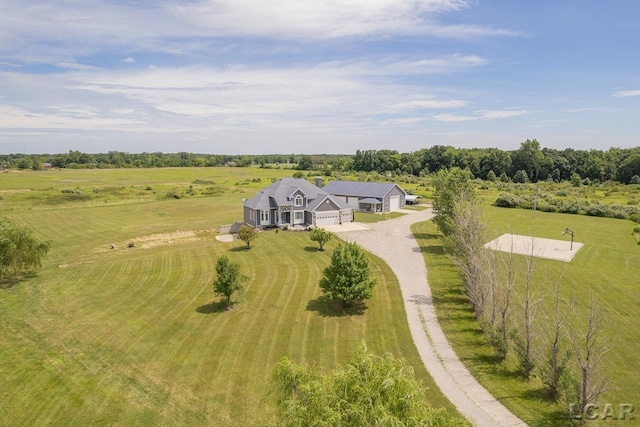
[0,217,51,280]
[271,345,469,426]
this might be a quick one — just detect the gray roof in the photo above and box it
[322,180,405,199]
[359,197,382,204]
[244,178,348,211]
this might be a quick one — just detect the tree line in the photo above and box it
[2,139,639,184]
[353,140,640,184]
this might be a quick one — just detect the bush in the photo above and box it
[557,201,582,214]
[540,204,558,213]
[630,175,640,185]
[145,186,153,191]
[166,189,181,199]
[493,193,521,208]
[202,186,225,196]
[585,204,614,218]
[513,170,529,183]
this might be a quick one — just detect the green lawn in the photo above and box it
[0,168,458,426]
[413,207,640,426]
[354,211,407,223]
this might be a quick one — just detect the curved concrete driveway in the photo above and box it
[336,208,527,427]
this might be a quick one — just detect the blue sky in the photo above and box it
[0,0,639,154]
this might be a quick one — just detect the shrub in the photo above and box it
[145,186,153,191]
[166,189,181,199]
[630,175,640,185]
[493,193,521,208]
[570,172,582,187]
[513,170,529,183]
[540,204,558,213]
[585,204,614,218]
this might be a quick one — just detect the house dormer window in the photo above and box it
[294,195,303,207]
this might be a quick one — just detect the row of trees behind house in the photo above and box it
[3,139,639,183]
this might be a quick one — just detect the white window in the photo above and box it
[260,210,270,222]
[294,195,303,207]
[294,211,303,221]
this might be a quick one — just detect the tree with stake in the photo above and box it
[309,227,333,251]
[319,242,375,307]
[213,255,247,309]
[0,217,51,280]
[238,225,258,249]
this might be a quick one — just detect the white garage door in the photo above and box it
[316,211,340,226]
[390,195,400,211]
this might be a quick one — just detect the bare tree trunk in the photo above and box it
[498,234,517,359]
[541,275,571,399]
[570,298,611,411]
[522,239,538,379]
[447,191,489,322]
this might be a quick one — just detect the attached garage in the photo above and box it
[315,211,341,226]
[389,195,400,211]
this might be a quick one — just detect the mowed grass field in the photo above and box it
[0,168,456,426]
[413,205,640,426]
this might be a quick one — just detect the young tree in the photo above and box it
[513,239,541,379]
[237,225,259,249]
[446,190,488,319]
[271,345,469,427]
[0,217,51,280]
[319,242,376,307]
[213,255,247,308]
[431,167,474,239]
[570,298,611,412]
[497,234,517,359]
[309,227,333,251]
[540,278,572,400]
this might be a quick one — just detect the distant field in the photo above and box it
[0,168,457,425]
[414,206,640,426]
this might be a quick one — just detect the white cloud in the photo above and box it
[0,106,144,130]
[122,57,135,63]
[612,89,640,98]
[434,109,527,122]
[56,62,101,71]
[389,99,468,110]
[0,0,518,65]
[379,117,428,126]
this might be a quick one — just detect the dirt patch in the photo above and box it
[133,231,198,249]
[94,229,215,253]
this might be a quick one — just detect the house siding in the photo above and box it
[305,211,314,225]
[243,206,257,228]
[316,198,341,212]
[383,185,406,211]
